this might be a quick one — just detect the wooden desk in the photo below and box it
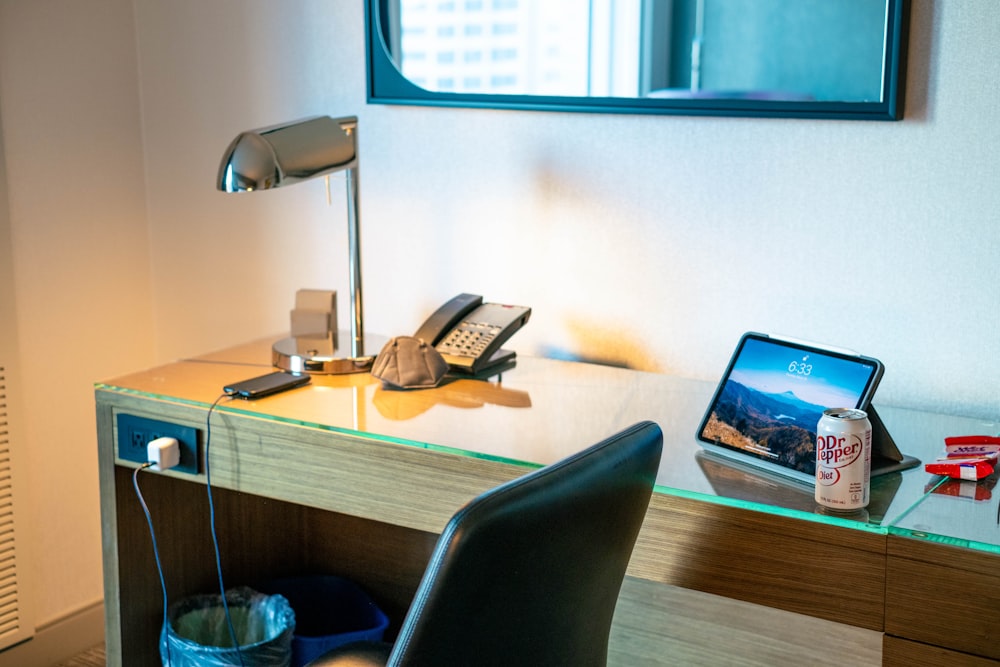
[95,339,999,665]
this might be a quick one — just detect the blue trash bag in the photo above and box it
[160,586,296,667]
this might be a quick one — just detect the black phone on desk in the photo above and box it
[414,293,531,375]
[224,371,310,399]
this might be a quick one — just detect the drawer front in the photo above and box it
[886,536,1000,660]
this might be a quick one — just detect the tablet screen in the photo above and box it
[696,332,884,480]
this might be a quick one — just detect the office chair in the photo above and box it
[306,420,663,667]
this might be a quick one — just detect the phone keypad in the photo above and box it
[437,321,501,358]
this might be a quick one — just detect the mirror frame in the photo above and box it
[365,0,908,121]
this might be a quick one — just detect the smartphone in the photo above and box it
[224,371,310,399]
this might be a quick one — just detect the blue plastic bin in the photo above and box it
[259,576,390,667]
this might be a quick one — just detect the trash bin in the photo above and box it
[258,576,390,667]
[160,586,295,667]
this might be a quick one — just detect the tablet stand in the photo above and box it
[868,405,921,473]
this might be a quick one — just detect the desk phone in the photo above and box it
[414,293,531,374]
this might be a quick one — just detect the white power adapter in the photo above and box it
[147,437,181,471]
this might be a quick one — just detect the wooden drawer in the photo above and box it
[883,635,999,666]
[885,535,1000,661]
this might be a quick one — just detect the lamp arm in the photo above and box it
[345,164,364,358]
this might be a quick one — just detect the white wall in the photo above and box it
[0,0,153,658]
[138,0,998,418]
[1,0,998,659]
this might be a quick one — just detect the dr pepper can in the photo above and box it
[815,408,872,511]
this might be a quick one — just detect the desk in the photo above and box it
[96,339,999,665]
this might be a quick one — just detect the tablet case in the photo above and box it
[867,405,921,476]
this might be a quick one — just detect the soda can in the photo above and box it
[815,408,872,511]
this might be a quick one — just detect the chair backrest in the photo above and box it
[388,421,663,667]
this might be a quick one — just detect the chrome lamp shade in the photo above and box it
[217,115,378,374]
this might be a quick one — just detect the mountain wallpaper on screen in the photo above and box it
[705,379,824,474]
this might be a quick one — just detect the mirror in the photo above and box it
[365,0,908,120]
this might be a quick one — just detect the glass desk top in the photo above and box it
[890,475,1000,554]
[96,337,999,553]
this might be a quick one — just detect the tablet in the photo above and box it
[696,332,885,485]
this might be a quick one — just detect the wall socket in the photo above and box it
[116,413,200,474]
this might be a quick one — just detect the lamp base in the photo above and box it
[272,332,388,375]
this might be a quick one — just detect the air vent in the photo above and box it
[0,366,26,649]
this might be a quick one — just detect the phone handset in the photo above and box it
[414,293,531,374]
[413,293,484,346]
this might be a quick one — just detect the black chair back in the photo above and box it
[389,420,663,667]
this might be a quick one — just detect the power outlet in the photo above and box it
[116,413,200,474]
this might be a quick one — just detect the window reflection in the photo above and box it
[388,0,889,102]
[398,0,633,96]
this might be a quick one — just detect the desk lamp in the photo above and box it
[217,115,378,374]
